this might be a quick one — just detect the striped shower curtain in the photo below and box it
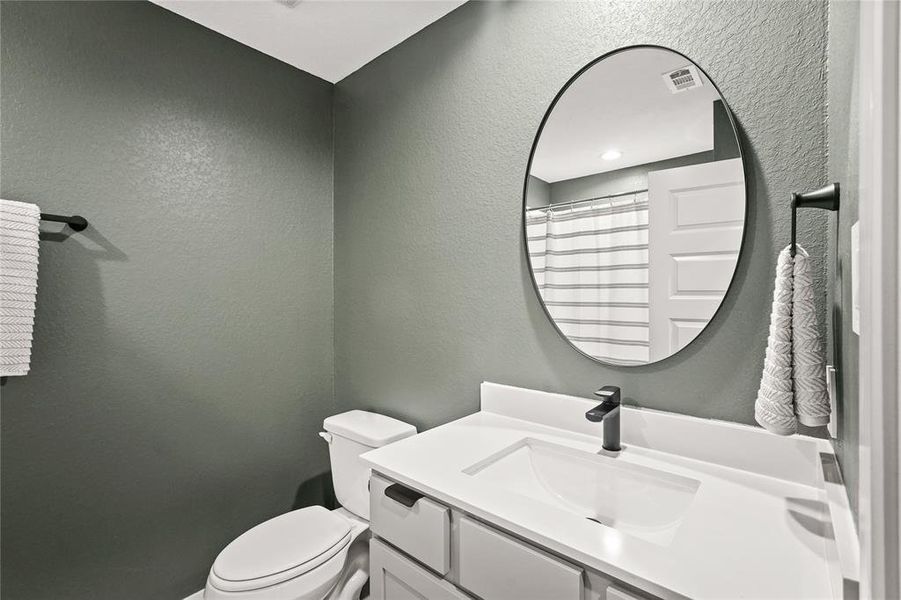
[526,194,649,365]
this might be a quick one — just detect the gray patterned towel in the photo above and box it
[755,245,830,435]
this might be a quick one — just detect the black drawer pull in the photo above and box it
[384,483,425,508]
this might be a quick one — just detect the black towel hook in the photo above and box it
[791,183,840,257]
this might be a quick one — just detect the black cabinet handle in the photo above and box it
[384,483,425,508]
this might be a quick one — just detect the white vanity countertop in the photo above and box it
[362,383,856,600]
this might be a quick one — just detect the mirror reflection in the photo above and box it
[525,47,746,366]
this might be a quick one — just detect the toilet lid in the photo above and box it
[212,506,351,586]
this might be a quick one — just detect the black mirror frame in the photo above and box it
[521,44,749,368]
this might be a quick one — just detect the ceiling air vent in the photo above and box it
[275,0,301,7]
[662,65,703,93]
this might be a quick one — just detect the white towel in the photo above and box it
[0,199,41,376]
[755,245,830,435]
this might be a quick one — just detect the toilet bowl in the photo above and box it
[203,411,417,600]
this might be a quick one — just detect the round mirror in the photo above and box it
[524,46,746,366]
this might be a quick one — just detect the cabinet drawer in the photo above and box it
[458,516,583,600]
[370,538,470,600]
[370,473,451,575]
[607,587,646,600]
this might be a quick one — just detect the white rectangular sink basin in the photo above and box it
[463,438,700,546]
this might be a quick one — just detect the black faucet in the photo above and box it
[585,386,621,452]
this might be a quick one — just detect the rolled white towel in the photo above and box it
[755,245,830,434]
[755,247,797,434]
[792,247,830,426]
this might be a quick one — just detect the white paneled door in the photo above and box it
[647,158,745,362]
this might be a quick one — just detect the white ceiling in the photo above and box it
[152,0,467,83]
[531,48,724,183]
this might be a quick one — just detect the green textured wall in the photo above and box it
[333,0,829,430]
[0,1,840,597]
[0,2,335,598]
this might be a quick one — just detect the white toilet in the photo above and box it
[203,410,417,600]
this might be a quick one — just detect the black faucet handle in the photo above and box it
[586,402,616,422]
[594,385,621,404]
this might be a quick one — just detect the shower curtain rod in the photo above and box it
[528,188,648,212]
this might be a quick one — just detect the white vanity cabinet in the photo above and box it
[369,473,657,600]
[456,515,583,599]
[370,474,451,575]
[362,385,853,600]
[370,538,470,600]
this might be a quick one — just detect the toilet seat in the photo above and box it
[209,506,352,593]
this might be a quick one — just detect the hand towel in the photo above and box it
[791,247,831,426]
[755,245,830,434]
[0,199,41,376]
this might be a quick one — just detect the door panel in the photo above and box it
[647,158,744,361]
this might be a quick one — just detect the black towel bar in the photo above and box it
[39,213,88,231]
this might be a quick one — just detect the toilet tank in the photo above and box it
[322,410,417,520]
